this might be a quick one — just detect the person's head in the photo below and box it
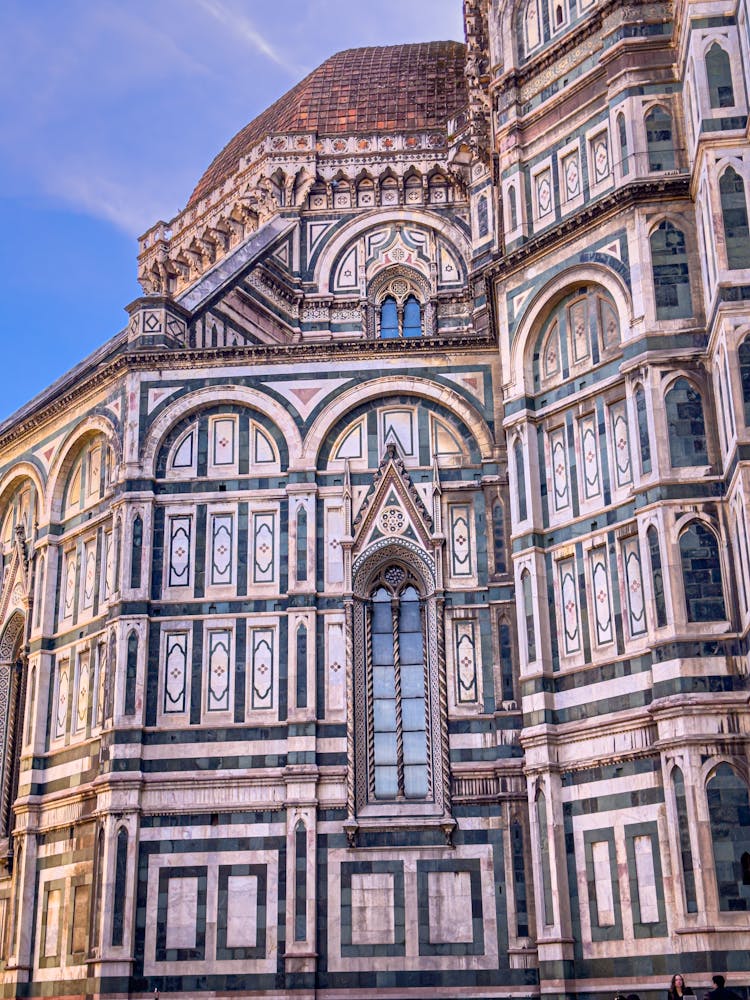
[712,977,725,990]
[672,976,686,993]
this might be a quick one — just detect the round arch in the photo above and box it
[0,463,46,517]
[303,376,495,467]
[46,414,121,522]
[507,263,634,394]
[0,610,25,663]
[141,385,304,477]
[312,208,471,293]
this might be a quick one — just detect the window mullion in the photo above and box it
[391,597,405,799]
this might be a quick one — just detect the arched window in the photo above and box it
[553,1,565,28]
[511,819,530,937]
[508,184,518,231]
[647,526,668,628]
[514,440,528,522]
[617,113,629,176]
[739,337,750,426]
[125,631,138,716]
[492,500,507,575]
[402,296,422,338]
[112,828,128,947]
[379,294,423,339]
[666,378,708,467]
[706,43,734,109]
[536,790,554,925]
[673,768,698,912]
[352,554,446,820]
[296,622,308,710]
[720,167,750,269]
[635,387,652,474]
[294,820,307,941]
[296,507,308,583]
[499,619,515,703]
[521,570,536,663]
[645,106,676,171]
[369,580,427,799]
[91,828,105,952]
[707,763,750,911]
[680,522,726,622]
[477,194,489,238]
[651,222,692,320]
[130,514,143,589]
[379,296,399,339]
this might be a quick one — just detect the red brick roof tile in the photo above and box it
[188,41,467,207]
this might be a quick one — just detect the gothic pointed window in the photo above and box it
[370,579,428,799]
[651,221,692,320]
[720,167,750,269]
[645,106,676,171]
[617,113,629,176]
[647,525,668,628]
[666,378,708,467]
[707,763,750,911]
[740,336,750,426]
[706,43,734,109]
[380,296,399,339]
[680,521,726,622]
[402,295,422,338]
[352,553,447,822]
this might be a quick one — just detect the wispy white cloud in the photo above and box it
[193,0,298,74]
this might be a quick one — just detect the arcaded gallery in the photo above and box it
[0,1,748,997]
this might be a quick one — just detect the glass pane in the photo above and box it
[401,663,425,699]
[399,631,423,665]
[404,765,428,799]
[372,630,394,666]
[375,765,398,798]
[401,696,426,732]
[374,731,398,765]
[374,698,396,732]
[403,729,428,765]
[680,523,726,622]
[373,665,395,699]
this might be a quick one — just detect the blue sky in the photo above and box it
[0,0,464,421]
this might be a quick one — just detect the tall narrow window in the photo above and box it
[493,500,507,575]
[499,620,515,703]
[477,194,489,238]
[536,790,554,925]
[651,222,692,319]
[511,819,529,937]
[645,106,676,171]
[125,631,138,716]
[706,43,734,109]
[635,387,652,474]
[380,297,399,339]
[112,828,128,947]
[666,378,708,467]
[294,821,307,941]
[707,764,750,911]
[647,526,668,627]
[369,575,427,800]
[296,623,308,711]
[514,440,528,522]
[673,768,698,912]
[680,522,726,622]
[720,167,750,269]
[296,507,308,583]
[522,570,536,663]
[508,184,518,231]
[740,337,750,426]
[130,514,143,589]
[402,296,422,338]
[617,113,629,176]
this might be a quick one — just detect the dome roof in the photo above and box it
[188,41,467,207]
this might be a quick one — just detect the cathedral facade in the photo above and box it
[0,2,748,998]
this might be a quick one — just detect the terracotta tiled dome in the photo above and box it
[188,41,467,207]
